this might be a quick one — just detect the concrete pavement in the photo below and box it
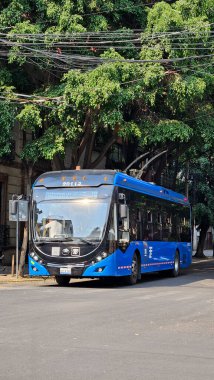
[0,255,214,380]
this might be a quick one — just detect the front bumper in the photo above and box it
[28,252,121,278]
[28,256,86,277]
[28,249,134,278]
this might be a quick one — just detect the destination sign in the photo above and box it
[33,186,113,202]
[45,189,98,200]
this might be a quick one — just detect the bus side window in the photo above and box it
[129,203,138,240]
[179,207,191,242]
[136,208,143,240]
[146,210,154,240]
[152,210,162,241]
[162,211,171,241]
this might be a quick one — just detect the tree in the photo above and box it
[189,151,214,258]
[0,0,214,267]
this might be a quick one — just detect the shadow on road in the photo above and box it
[42,258,214,289]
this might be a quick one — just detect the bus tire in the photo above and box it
[55,276,71,286]
[170,251,180,277]
[125,252,139,285]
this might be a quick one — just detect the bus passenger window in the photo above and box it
[162,212,171,241]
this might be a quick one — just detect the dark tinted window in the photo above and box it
[118,187,191,242]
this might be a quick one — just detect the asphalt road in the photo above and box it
[0,260,214,380]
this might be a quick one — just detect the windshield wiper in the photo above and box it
[34,237,74,243]
[77,238,98,246]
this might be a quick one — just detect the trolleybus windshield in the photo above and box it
[32,186,113,243]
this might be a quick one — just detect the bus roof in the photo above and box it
[34,169,189,206]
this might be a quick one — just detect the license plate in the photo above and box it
[60,267,71,275]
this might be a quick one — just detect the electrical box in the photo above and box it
[9,200,29,222]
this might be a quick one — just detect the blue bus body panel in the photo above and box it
[82,253,118,277]
[139,241,192,273]
[28,241,192,278]
[28,256,50,276]
[114,172,189,205]
[83,241,192,278]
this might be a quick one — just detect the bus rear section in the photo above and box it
[28,170,192,285]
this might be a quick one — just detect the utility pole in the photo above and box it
[9,195,29,278]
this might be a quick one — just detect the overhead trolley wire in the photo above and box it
[0,25,214,71]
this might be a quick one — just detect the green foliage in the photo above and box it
[0,102,16,157]
[0,67,12,86]
[140,119,193,147]
[193,203,214,226]
[167,75,207,113]
[0,1,30,27]
[146,2,183,33]
[16,105,42,131]
[0,0,213,187]
[20,125,64,161]
[194,104,214,146]
[59,55,167,141]
[191,152,214,227]
[8,21,41,65]
[36,127,65,159]
[143,0,212,64]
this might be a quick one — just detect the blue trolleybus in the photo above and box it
[29,170,192,285]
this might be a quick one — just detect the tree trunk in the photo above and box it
[78,110,92,159]
[89,124,120,169]
[18,223,28,276]
[194,223,209,259]
[172,157,179,191]
[83,132,95,168]
[52,154,64,171]
[18,164,33,276]
[153,156,166,184]
[89,135,116,169]
[185,161,190,198]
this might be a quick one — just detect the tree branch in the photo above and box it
[89,135,116,169]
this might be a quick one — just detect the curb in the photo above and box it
[0,275,55,284]
[1,258,213,284]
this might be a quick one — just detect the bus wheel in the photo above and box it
[170,251,180,277]
[55,276,71,286]
[125,252,139,285]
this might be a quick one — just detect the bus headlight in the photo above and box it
[34,255,39,261]
[96,256,102,262]
[95,252,108,262]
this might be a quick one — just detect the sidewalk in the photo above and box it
[0,264,54,284]
[0,250,213,284]
[192,249,214,261]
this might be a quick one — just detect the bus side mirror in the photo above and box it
[119,204,127,219]
[118,193,126,201]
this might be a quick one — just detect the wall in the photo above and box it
[0,126,27,265]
